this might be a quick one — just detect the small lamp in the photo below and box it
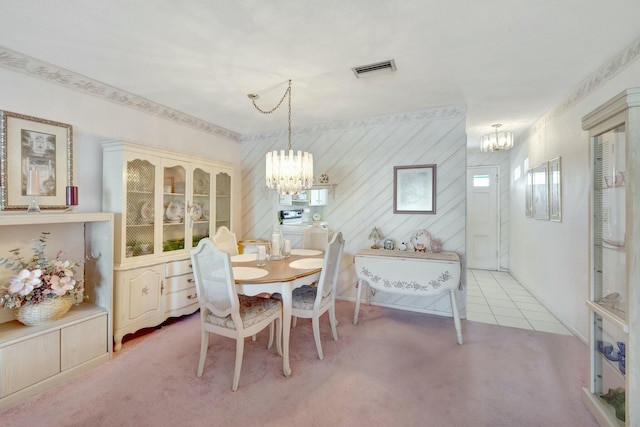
[368,227,383,249]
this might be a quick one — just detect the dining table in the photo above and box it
[230,249,325,377]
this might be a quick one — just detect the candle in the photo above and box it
[27,168,40,196]
[66,186,78,206]
[271,233,280,257]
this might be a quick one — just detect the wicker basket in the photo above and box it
[15,295,74,326]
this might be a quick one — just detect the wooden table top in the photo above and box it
[232,253,323,284]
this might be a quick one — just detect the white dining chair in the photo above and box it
[190,239,282,391]
[211,226,239,255]
[303,223,329,251]
[291,231,345,360]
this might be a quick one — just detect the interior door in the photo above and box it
[467,166,499,270]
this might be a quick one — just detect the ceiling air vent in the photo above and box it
[351,59,397,78]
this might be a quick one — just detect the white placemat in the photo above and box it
[231,253,257,262]
[290,248,323,256]
[289,258,324,269]
[232,267,268,280]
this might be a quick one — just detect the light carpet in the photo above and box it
[0,300,597,427]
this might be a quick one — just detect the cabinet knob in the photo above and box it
[187,294,197,300]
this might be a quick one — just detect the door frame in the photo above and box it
[466,165,501,271]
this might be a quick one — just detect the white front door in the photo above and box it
[467,166,499,270]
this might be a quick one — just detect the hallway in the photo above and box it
[466,269,572,335]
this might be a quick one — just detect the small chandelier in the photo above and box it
[248,79,313,195]
[480,124,514,152]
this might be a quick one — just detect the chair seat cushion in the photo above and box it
[291,285,330,310]
[206,295,280,329]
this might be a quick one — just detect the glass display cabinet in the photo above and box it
[102,140,235,350]
[582,88,639,427]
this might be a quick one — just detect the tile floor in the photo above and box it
[466,269,573,335]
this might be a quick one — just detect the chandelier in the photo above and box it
[248,80,313,195]
[480,124,514,152]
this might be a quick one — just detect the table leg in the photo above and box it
[281,285,293,377]
[450,289,463,345]
[353,279,362,325]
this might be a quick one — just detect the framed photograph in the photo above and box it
[549,157,562,221]
[533,162,549,220]
[525,168,533,217]
[1,110,73,210]
[393,164,436,214]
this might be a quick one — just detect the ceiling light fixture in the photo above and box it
[248,79,313,196]
[480,124,514,152]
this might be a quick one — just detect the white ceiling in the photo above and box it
[1,1,640,148]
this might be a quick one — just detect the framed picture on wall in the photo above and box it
[549,157,562,221]
[0,110,73,210]
[393,164,436,214]
[525,168,533,217]
[533,162,549,220]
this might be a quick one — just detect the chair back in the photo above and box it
[212,226,239,255]
[303,223,329,251]
[316,232,345,303]
[190,238,238,318]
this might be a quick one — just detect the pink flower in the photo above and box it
[49,275,76,296]
[53,260,75,277]
[8,269,42,296]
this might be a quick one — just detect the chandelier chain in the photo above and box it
[251,80,293,150]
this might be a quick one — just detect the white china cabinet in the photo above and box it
[0,212,114,409]
[582,88,639,427]
[102,140,234,350]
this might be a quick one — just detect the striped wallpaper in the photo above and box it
[241,105,467,318]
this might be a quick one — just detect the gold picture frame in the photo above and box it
[0,110,73,210]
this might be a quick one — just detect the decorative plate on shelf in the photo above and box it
[192,202,203,221]
[165,200,185,222]
[410,229,431,252]
[202,208,210,220]
[126,202,138,224]
[193,176,210,195]
[140,201,154,223]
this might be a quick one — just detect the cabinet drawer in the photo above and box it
[61,315,107,371]
[165,259,192,277]
[0,331,60,397]
[164,274,195,293]
[165,287,198,312]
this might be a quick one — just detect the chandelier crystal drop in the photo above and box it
[480,123,514,152]
[249,79,314,195]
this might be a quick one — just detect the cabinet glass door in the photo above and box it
[593,123,627,321]
[163,164,186,252]
[216,172,231,231]
[125,159,155,258]
[192,167,211,248]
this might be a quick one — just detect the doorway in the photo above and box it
[467,166,500,270]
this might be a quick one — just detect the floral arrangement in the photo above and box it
[0,232,84,309]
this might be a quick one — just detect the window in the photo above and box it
[473,174,490,187]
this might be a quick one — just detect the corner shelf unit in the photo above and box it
[582,88,639,427]
[0,211,114,410]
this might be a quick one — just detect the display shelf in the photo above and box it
[582,88,639,427]
[102,140,235,350]
[0,211,113,409]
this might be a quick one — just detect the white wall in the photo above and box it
[0,68,242,221]
[509,57,640,341]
